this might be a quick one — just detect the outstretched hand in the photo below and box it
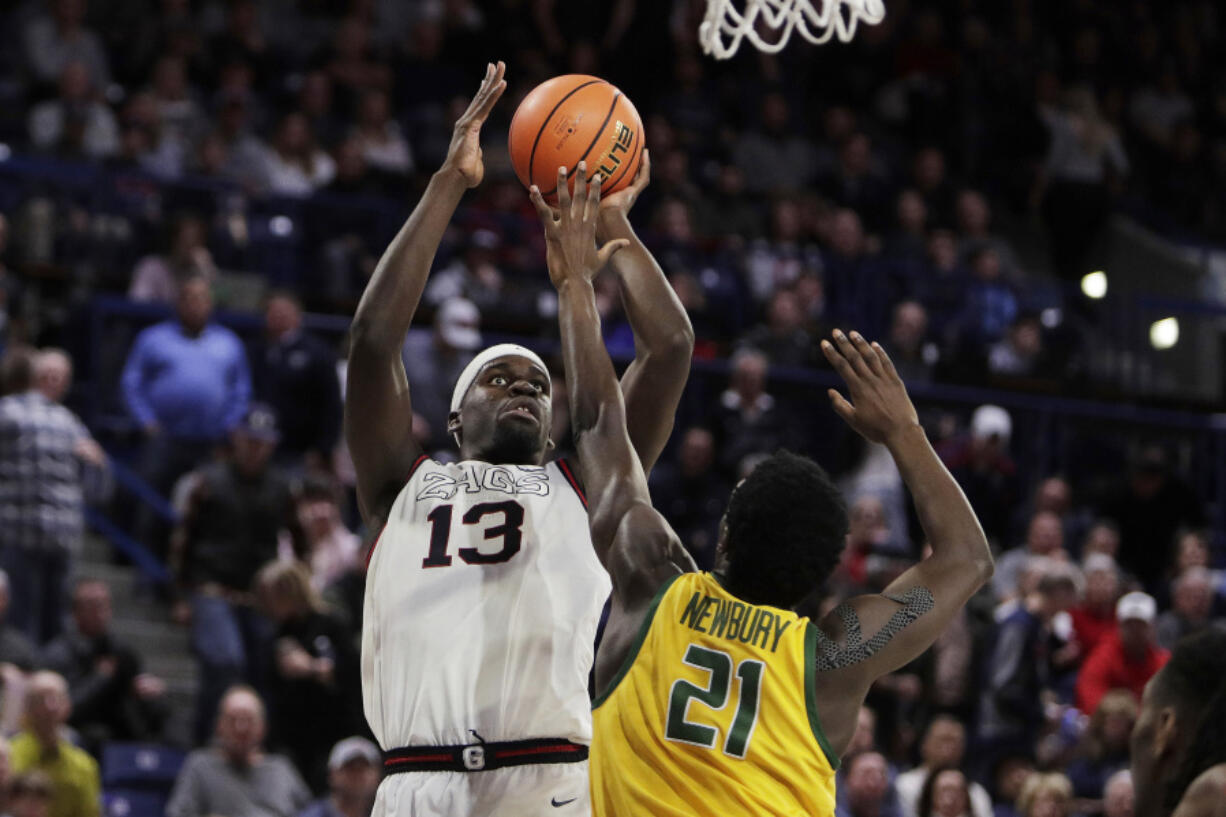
[530,162,629,289]
[821,329,920,446]
[443,61,507,188]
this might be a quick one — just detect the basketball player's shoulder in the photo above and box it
[1174,766,1226,817]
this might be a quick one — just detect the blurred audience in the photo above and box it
[649,427,730,568]
[400,298,481,452]
[837,751,900,817]
[0,571,37,671]
[166,685,311,817]
[294,737,380,817]
[10,671,100,817]
[1154,567,1221,649]
[7,770,55,817]
[1016,774,1072,817]
[1066,691,1136,800]
[171,403,293,743]
[28,62,119,160]
[1069,554,1122,658]
[1101,770,1133,817]
[254,291,343,466]
[916,767,974,817]
[121,275,251,556]
[0,0,1220,809]
[714,349,784,476]
[939,405,1017,546]
[128,215,217,304]
[295,475,361,592]
[896,717,992,817]
[1097,446,1205,593]
[978,562,1079,778]
[994,512,1068,603]
[257,561,362,794]
[40,579,166,751]
[1075,592,1169,713]
[0,348,108,644]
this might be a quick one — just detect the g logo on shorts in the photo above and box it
[462,746,486,770]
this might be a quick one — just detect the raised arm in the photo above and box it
[597,150,695,474]
[530,164,694,600]
[813,330,993,751]
[346,62,506,520]
[532,163,695,697]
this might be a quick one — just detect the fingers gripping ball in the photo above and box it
[508,75,644,205]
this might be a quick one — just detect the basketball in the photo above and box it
[508,74,644,205]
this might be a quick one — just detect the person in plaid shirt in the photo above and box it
[0,348,108,644]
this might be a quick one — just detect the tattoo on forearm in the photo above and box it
[814,586,936,671]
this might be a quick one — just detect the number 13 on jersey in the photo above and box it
[666,644,765,758]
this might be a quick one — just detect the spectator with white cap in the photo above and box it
[295,737,381,817]
[401,297,481,453]
[940,405,1018,545]
[1076,592,1169,713]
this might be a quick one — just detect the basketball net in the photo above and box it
[699,0,886,59]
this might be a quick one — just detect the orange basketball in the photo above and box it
[508,74,644,205]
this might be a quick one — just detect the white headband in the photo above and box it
[450,343,551,417]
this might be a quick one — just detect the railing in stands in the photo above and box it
[80,296,1226,562]
[84,507,171,585]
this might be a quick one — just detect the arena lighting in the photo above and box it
[1040,308,1062,328]
[1149,317,1179,350]
[0,143,10,162]
[270,215,294,237]
[1081,271,1108,299]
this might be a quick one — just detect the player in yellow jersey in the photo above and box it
[529,162,994,816]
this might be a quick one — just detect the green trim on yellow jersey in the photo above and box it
[804,621,841,770]
[593,572,683,709]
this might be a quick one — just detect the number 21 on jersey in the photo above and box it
[665,644,765,758]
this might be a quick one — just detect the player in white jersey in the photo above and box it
[345,62,693,817]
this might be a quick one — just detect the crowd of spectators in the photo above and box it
[0,0,1224,388]
[0,0,1221,816]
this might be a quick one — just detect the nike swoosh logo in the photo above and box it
[551,797,577,807]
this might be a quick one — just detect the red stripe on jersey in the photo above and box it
[557,458,587,507]
[363,525,387,572]
[384,753,453,765]
[363,454,429,572]
[407,453,430,481]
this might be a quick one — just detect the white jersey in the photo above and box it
[362,456,611,751]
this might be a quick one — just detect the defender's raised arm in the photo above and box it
[346,62,506,519]
[814,330,993,752]
[597,150,695,475]
[530,163,693,603]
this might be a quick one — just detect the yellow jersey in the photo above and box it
[591,571,839,816]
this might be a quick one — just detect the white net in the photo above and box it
[699,0,886,59]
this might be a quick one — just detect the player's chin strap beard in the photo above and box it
[464,425,554,465]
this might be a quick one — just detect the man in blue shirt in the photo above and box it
[121,274,250,557]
